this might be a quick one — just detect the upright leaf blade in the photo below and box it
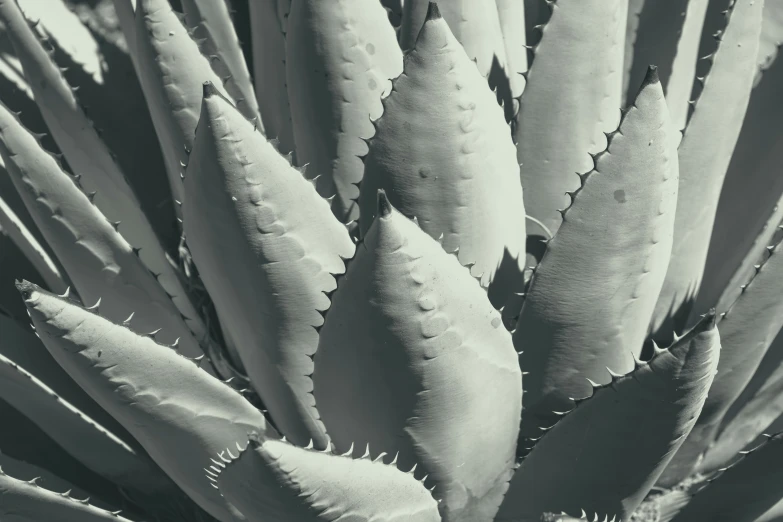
[183,83,355,449]
[214,435,441,522]
[651,0,764,335]
[498,315,720,522]
[513,68,679,433]
[314,192,522,522]
[358,5,526,299]
[285,0,403,223]
[514,0,626,239]
[20,281,274,522]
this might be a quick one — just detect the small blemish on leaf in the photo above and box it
[491,317,501,329]
[368,78,378,90]
[614,189,626,203]
[366,42,376,55]
[419,167,431,178]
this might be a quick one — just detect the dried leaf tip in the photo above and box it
[14,279,36,300]
[700,307,718,330]
[377,189,393,218]
[641,65,660,88]
[425,2,442,20]
[202,81,220,99]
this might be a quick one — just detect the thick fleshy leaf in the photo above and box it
[668,433,783,522]
[399,0,509,104]
[0,101,206,360]
[358,4,526,300]
[0,350,167,493]
[183,83,354,449]
[513,68,679,434]
[0,461,136,522]
[651,0,764,336]
[0,0,209,349]
[314,192,522,522]
[247,0,294,153]
[19,281,274,522]
[213,434,441,522]
[180,0,260,123]
[0,195,66,293]
[497,314,720,522]
[660,230,783,484]
[285,0,403,223]
[623,0,708,130]
[514,0,626,239]
[691,11,783,319]
[698,334,783,472]
[133,0,232,208]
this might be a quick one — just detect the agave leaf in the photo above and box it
[19,281,275,522]
[757,0,783,73]
[659,232,783,485]
[358,4,526,300]
[667,433,783,522]
[624,0,708,131]
[183,83,354,448]
[0,462,137,522]
[0,311,132,447]
[314,192,522,522]
[498,313,720,522]
[697,331,783,473]
[0,451,112,510]
[15,0,104,84]
[0,350,169,494]
[0,194,66,293]
[247,0,294,153]
[757,497,783,522]
[495,0,527,116]
[0,0,210,348]
[0,101,206,360]
[180,0,260,123]
[213,434,441,522]
[513,68,679,434]
[133,0,232,209]
[650,0,764,336]
[285,0,403,223]
[111,0,137,66]
[691,9,783,320]
[514,0,626,239]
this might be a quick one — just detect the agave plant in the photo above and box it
[0,0,782,520]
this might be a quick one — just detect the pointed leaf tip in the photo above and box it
[377,189,392,217]
[425,2,442,20]
[642,65,660,87]
[202,81,219,98]
[15,279,35,300]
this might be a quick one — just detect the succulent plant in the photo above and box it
[0,0,782,521]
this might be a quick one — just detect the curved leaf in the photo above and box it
[183,82,354,448]
[0,0,210,349]
[314,192,522,522]
[514,0,626,239]
[180,0,260,123]
[133,0,232,208]
[358,3,526,299]
[0,350,167,493]
[0,462,136,522]
[651,0,764,335]
[247,0,294,153]
[497,314,720,522]
[669,433,783,522]
[19,280,274,522]
[285,0,403,222]
[513,67,679,434]
[661,231,783,484]
[213,434,441,522]
[0,100,205,359]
